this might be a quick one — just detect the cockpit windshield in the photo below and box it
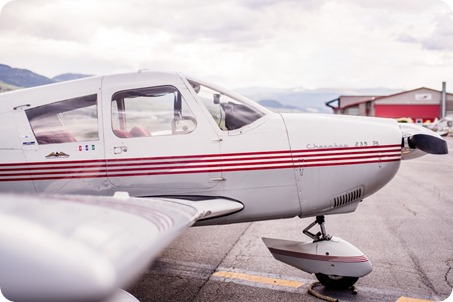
[187,79,269,131]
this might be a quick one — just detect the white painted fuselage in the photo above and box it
[0,71,402,225]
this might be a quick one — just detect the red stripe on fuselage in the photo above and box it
[0,145,401,182]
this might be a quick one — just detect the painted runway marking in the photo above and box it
[150,259,449,301]
[213,271,304,288]
[395,297,435,302]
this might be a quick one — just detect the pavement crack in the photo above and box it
[385,213,440,296]
[445,259,453,288]
[393,231,440,297]
[191,222,253,301]
[401,203,417,216]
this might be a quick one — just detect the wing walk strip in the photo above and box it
[0,145,401,182]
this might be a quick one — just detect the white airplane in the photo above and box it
[0,71,448,302]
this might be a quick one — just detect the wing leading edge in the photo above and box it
[0,193,243,302]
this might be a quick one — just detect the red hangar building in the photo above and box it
[326,87,453,123]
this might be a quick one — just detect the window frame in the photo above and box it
[186,78,270,132]
[110,85,197,139]
[25,94,99,145]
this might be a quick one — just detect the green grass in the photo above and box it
[0,80,22,92]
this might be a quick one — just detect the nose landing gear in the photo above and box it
[303,216,360,289]
[262,215,372,290]
[303,215,331,241]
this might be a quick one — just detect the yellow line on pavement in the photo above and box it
[396,297,435,302]
[213,271,303,288]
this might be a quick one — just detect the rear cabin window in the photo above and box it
[111,86,196,138]
[26,94,98,144]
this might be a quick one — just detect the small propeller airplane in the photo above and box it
[0,71,448,302]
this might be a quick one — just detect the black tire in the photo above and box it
[315,273,359,289]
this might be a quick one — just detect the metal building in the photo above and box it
[326,87,453,123]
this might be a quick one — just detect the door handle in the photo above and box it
[210,177,226,182]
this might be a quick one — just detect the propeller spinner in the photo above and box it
[400,123,449,159]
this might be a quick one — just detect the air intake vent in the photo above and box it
[332,187,364,208]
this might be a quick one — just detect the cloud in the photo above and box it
[0,0,452,89]
[441,0,453,12]
[238,0,328,10]
[0,0,13,13]
[347,0,441,13]
[0,0,138,42]
[0,1,259,46]
[396,33,419,44]
[393,4,453,52]
[421,13,453,50]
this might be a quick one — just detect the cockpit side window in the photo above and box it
[111,86,196,138]
[26,94,98,144]
[188,80,266,131]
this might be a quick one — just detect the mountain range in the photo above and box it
[0,63,401,113]
[0,64,91,90]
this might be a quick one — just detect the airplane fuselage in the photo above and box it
[0,71,402,225]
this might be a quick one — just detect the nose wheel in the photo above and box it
[303,216,360,289]
[314,273,359,290]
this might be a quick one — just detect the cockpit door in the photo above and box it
[102,73,222,195]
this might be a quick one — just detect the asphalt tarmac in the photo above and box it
[129,137,453,302]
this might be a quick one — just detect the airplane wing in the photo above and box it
[0,193,243,302]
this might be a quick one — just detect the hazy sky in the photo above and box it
[1,0,453,90]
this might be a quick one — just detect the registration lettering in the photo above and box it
[306,143,349,149]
